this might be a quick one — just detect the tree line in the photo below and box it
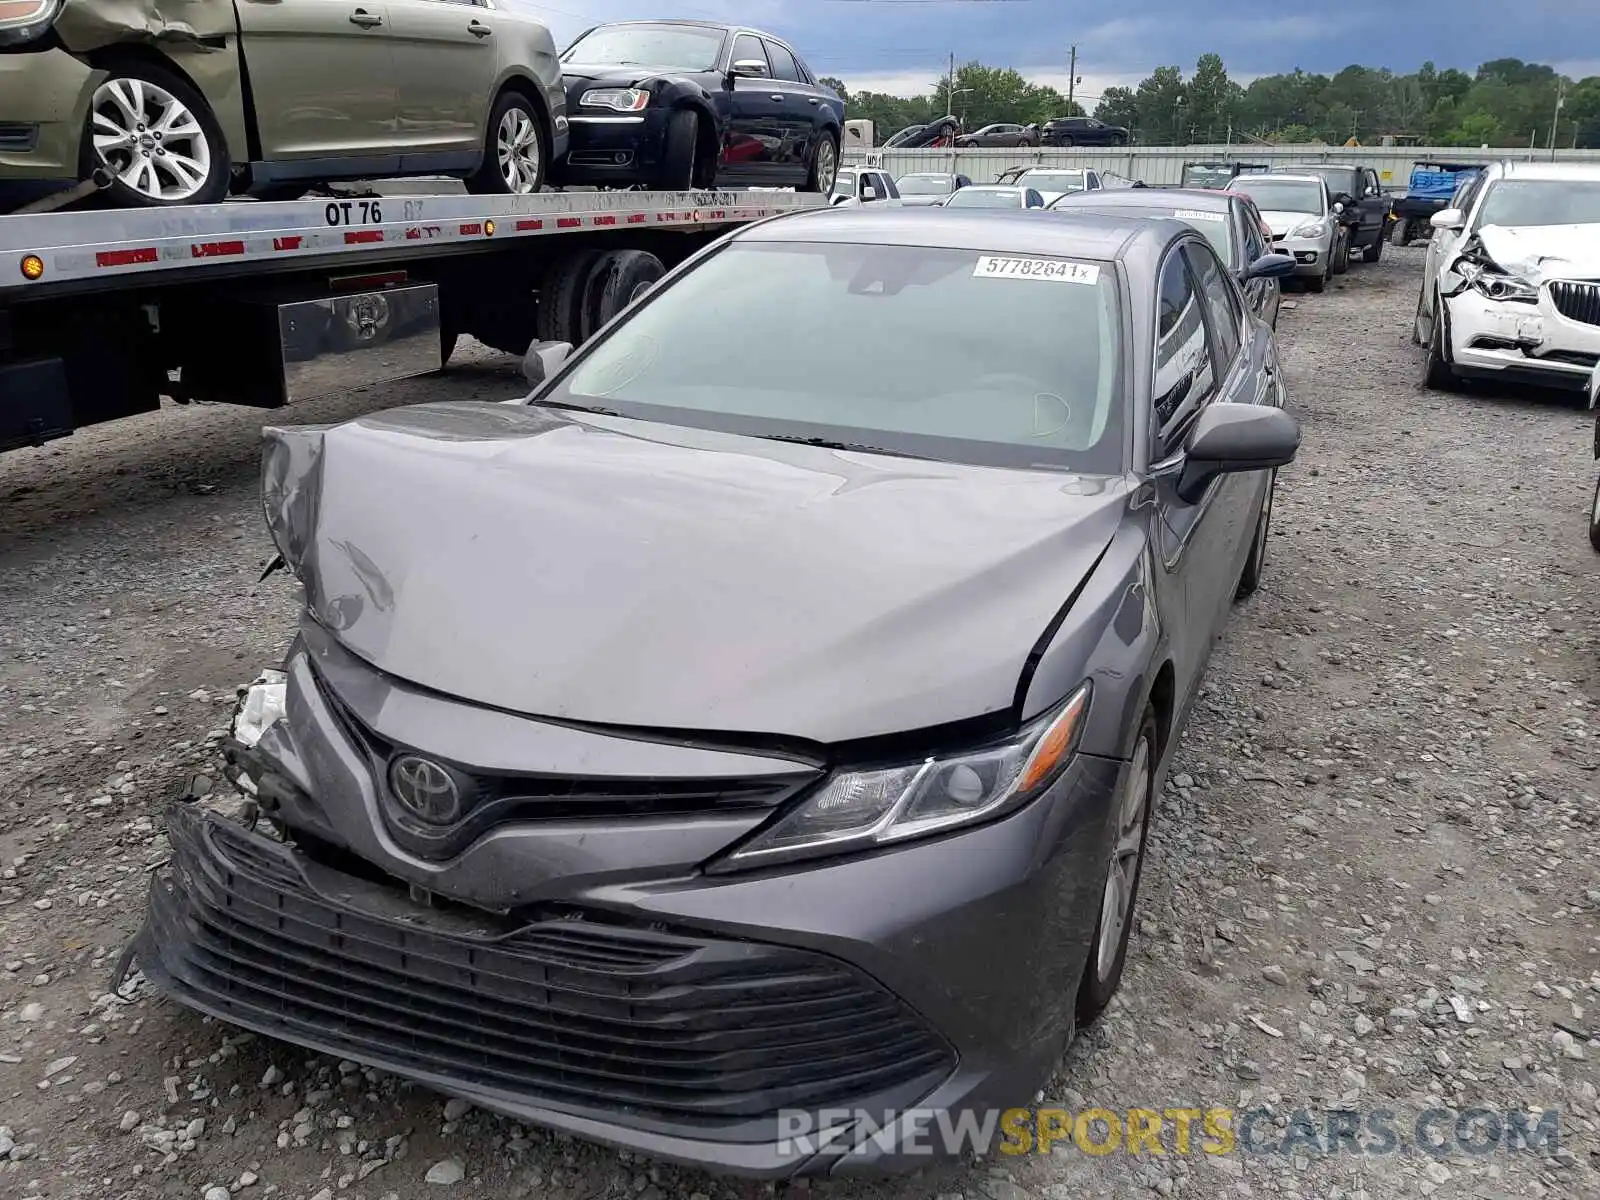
[821,56,1600,148]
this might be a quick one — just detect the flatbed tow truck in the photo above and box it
[0,187,825,454]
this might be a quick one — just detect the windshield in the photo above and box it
[897,175,953,195]
[1232,179,1323,214]
[1066,204,1235,265]
[546,241,1125,473]
[1476,180,1600,228]
[1021,171,1086,193]
[885,125,924,147]
[562,23,723,69]
[945,188,1023,208]
[1182,166,1231,189]
[1285,167,1356,195]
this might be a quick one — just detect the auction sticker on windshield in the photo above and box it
[973,256,1100,283]
[1175,209,1226,221]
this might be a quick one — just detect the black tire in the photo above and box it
[534,249,605,345]
[1076,709,1157,1025]
[467,90,546,195]
[655,108,698,191]
[1059,135,1076,147]
[582,250,666,335]
[1589,475,1600,553]
[804,129,839,194]
[252,183,308,202]
[1423,293,1460,391]
[1331,230,1350,275]
[1236,469,1275,599]
[437,329,459,371]
[1363,228,1384,262]
[79,60,230,208]
[1392,217,1413,246]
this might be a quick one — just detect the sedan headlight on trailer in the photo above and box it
[0,0,63,44]
[1290,219,1329,238]
[1457,260,1538,303]
[713,682,1092,871]
[581,88,650,112]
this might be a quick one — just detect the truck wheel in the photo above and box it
[583,250,665,335]
[80,61,231,207]
[655,109,698,191]
[1392,217,1413,247]
[1363,229,1384,263]
[535,249,605,345]
[468,90,546,195]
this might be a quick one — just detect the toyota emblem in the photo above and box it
[388,755,462,824]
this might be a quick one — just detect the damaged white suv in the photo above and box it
[1414,160,1600,393]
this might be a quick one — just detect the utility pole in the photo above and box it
[946,51,955,117]
[1067,45,1077,111]
[1549,79,1565,159]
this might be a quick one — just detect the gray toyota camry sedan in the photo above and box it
[132,208,1299,1177]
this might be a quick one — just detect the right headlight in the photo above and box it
[1290,219,1328,238]
[0,0,62,45]
[580,88,649,112]
[710,682,1092,872]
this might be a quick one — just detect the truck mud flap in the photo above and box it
[0,358,73,451]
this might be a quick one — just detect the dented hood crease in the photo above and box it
[55,0,235,51]
[1474,223,1600,279]
[290,403,1129,745]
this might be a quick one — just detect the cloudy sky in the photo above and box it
[537,0,1598,103]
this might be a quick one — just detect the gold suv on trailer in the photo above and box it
[0,0,569,207]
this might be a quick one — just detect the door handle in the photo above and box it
[467,19,490,35]
[807,97,818,105]
[348,8,382,26]
[770,93,783,102]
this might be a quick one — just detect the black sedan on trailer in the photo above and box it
[132,208,1299,1178]
[1050,186,1296,327]
[552,20,843,191]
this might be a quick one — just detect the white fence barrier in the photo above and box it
[844,144,1600,192]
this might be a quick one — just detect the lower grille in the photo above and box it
[0,124,37,152]
[142,806,953,1129]
[1550,280,1600,327]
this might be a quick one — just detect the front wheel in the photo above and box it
[1331,231,1350,275]
[1393,218,1413,247]
[1076,711,1156,1025]
[1423,295,1460,391]
[804,130,839,193]
[468,91,546,195]
[1236,469,1275,599]
[654,108,699,191]
[1363,228,1385,262]
[80,62,230,207]
[1589,475,1600,553]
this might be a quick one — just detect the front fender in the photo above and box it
[1019,517,1165,764]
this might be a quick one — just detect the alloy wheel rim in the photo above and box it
[497,108,541,193]
[1096,735,1151,981]
[815,139,837,192]
[90,78,211,202]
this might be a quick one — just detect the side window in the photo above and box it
[861,175,881,200]
[1239,203,1267,262]
[1153,251,1217,456]
[881,174,900,199]
[764,40,803,83]
[731,34,768,74]
[1364,169,1379,195]
[1185,243,1244,368]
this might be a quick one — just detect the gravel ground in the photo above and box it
[1,244,1597,1200]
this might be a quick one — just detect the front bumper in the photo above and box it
[553,108,669,185]
[1444,283,1600,389]
[1269,231,1328,278]
[133,642,1125,1176]
[0,45,101,181]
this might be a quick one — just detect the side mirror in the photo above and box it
[1175,403,1301,504]
[730,58,768,78]
[1241,251,1296,281]
[1331,201,1345,215]
[1364,185,1378,197]
[521,339,572,387]
[1431,208,1465,231]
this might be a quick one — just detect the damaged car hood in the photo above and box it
[1473,223,1600,278]
[277,402,1129,745]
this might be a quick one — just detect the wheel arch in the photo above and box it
[80,42,250,166]
[487,74,554,160]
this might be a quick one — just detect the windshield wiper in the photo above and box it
[757,433,932,460]
[532,397,620,417]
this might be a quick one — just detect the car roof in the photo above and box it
[1494,161,1600,182]
[961,185,1029,193]
[741,208,1182,259]
[1272,163,1355,171]
[1240,173,1324,184]
[1054,187,1230,211]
